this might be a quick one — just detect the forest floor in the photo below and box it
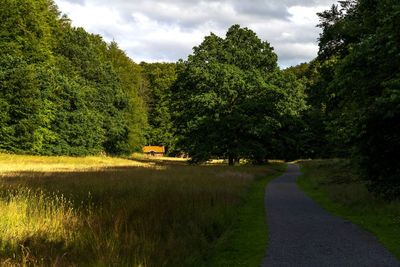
[0,153,285,266]
[298,160,400,263]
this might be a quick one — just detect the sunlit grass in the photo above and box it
[0,187,82,266]
[0,187,78,243]
[131,152,188,163]
[0,154,283,266]
[0,153,154,174]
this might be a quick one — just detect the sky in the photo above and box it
[54,0,338,68]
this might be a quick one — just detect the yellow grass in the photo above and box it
[0,153,154,174]
[0,187,79,245]
[131,152,189,162]
[0,153,284,266]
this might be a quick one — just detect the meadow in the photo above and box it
[0,153,284,266]
[299,159,400,260]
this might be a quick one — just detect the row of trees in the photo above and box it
[0,0,167,156]
[0,0,314,161]
[285,0,399,198]
[140,63,177,153]
[318,0,399,198]
[0,0,310,163]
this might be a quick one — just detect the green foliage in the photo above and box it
[171,25,306,164]
[283,61,340,158]
[0,0,57,153]
[140,62,177,153]
[107,42,148,152]
[315,0,400,198]
[0,0,147,156]
[45,74,105,155]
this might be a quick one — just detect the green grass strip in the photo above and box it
[208,163,286,266]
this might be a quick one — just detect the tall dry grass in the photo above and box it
[0,155,282,266]
[0,153,153,174]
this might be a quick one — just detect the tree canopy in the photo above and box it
[171,25,306,164]
[0,0,147,155]
[298,0,400,198]
[140,62,177,154]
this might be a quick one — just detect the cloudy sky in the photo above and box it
[54,0,337,68]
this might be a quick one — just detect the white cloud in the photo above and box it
[54,0,338,67]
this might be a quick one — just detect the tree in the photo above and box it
[140,62,177,154]
[0,0,59,153]
[107,42,147,153]
[0,0,148,156]
[316,0,400,198]
[171,25,306,165]
[55,27,143,155]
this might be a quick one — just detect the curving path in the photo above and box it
[262,164,399,267]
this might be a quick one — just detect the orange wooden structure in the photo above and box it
[143,146,165,156]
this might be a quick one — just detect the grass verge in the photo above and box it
[207,163,287,266]
[298,159,400,260]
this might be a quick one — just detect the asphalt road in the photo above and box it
[262,164,400,267]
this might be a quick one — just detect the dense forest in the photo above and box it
[295,0,400,199]
[0,0,147,155]
[0,0,399,198]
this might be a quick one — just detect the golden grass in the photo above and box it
[131,152,189,162]
[0,153,154,174]
[0,154,283,266]
[0,187,79,245]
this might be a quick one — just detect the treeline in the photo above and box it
[170,25,306,164]
[287,0,400,198]
[140,62,177,153]
[0,0,312,161]
[0,0,150,155]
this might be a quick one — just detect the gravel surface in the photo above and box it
[262,164,400,267]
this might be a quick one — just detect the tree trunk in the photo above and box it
[228,154,235,166]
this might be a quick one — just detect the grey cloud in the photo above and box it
[125,39,193,62]
[60,0,300,27]
[232,1,290,19]
[55,0,338,67]
[58,0,84,5]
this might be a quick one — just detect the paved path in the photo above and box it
[262,164,399,267]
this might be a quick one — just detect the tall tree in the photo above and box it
[316,0,400,198]
[0,0,59,153]
[140,62,177,153]
[171,25,306,165]
[0,0,148,156]
[107,42,147,153]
